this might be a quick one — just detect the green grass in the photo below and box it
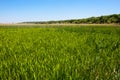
[0,25,120,80]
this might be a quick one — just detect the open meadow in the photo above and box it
[0,24,120,80]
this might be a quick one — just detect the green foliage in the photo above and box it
[22,14,120,24]
[0,26,120,80]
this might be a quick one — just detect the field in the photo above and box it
[0,24,120,80]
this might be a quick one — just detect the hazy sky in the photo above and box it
[0,0,120,23]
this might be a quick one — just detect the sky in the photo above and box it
[0,0,120,23]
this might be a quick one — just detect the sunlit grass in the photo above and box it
[0,25,120,80]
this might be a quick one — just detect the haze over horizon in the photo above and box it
[0,0,120,23]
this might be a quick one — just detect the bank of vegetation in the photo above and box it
[22,14,120,24]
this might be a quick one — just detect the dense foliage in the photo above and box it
[22,14,120,24]
[0,25,120,80]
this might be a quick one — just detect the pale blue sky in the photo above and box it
[0,0,120,23]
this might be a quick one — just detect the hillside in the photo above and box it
[22,14,120,24]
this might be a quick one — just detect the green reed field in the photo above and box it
[0,25,120,80]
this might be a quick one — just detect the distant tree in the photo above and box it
[21,14,120,24]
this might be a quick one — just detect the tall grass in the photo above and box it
[0,25,120,80]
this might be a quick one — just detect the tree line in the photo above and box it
[22,14,120,24]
